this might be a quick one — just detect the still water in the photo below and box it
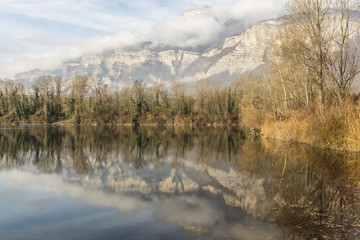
[0,126,359,240]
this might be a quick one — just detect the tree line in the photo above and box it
[0,75,241,125]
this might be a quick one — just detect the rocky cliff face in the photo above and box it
[14,18,281,87]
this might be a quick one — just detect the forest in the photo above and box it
[1,0,360,151]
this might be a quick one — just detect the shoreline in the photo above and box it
[0,121,241,128]
[1,122,360,153]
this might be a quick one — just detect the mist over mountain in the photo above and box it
[14,14,281,88]
[0,0,283,79]
[10,2,360,91]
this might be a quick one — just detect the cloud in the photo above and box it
[0,0,284,77]
[0,31,144,77]
[0,0,186,77]
[149,0,283,47]
[0,170,145,212]
[0,0,182,34]
[153,195,223,225]
[81,31,145,53]
[210,0,283,23]
[152,16,224,46]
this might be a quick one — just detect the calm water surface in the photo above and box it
[0,126,360,240]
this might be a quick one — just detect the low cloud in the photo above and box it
[80,31,144,54]
[151,0,282,47]
[0,31,143,77]
[210,0,282,23]
[152,16,223,47]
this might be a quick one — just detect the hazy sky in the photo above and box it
[0,0,284,77]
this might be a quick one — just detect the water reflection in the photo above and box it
[243,140,360,240]
[0,126,359,239]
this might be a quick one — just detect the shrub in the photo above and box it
[261,101,360,151]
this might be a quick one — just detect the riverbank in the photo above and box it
[0,116,240,128]
[260,102,360,152]
[1,102,359,153]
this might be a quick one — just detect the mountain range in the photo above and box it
[14,6,281,88]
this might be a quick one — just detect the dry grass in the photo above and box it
[241,106,270,129]
[261,101,360,151]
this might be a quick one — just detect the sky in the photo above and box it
[0,0,284,77]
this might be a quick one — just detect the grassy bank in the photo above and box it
[260,102,360,152]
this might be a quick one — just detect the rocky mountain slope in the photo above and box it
[14,17,281,88]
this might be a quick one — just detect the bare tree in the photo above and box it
[71,75,89,124]
[275,0,360,107]
[328,0,360,100]
[131,80,148,117]
[285,0,335,105]
[169,80,186,115]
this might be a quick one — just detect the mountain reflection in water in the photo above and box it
[0,126,359,240]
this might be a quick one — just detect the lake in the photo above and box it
[0,126,359,240]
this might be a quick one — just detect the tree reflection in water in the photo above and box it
[0,126,359,239]
[240,140,360,239]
